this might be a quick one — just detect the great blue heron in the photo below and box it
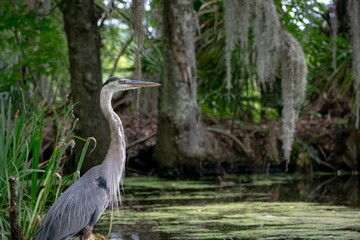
[35,77,160,240]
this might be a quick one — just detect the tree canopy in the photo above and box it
[0,0,358,176]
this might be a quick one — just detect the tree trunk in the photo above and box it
[155,0,219,177]
[61,0,109,172]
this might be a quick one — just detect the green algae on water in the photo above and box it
[98,202,360,239]
[95,175,360,240]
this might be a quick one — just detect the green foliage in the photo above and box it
[279,0,352,104]
[193,0,352,122]
[100,4,136,79]
[194,0,281,122]
[0,93,92,239]
[0,1,69,102]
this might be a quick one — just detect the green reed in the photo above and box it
[0,95,93,239]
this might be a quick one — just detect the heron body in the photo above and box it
[35,77,159,240]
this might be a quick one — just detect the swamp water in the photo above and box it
[95,174,360,240]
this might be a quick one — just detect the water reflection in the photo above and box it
[109,220,169,240]
[304,176,359,206]
[94,174,360,239]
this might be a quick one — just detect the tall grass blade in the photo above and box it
[0,94,86,239]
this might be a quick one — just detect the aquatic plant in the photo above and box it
[0,94,92,239]
[96,176,360,240]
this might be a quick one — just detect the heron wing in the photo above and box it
[35,166,109,240]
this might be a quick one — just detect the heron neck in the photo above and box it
[100,90,126,199]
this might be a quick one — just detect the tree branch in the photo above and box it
[207,127,252,155]
[127,132,156,150]
[108,33,134,78]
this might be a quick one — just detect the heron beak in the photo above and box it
[126,79,161,88]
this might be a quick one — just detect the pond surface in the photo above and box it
[94,174,360,240]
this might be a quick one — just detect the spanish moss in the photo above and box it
[330,0,338,71]
[254,0,280,89]
[348,0,360,128]
[131,0,146,81]
[237,0,250,53]
[280,30,307,165]
[224,0,251,93]
[237,0,307,165]
[131,0,146,124]
[223,0,238,92]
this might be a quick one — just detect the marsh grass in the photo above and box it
[0,95,93,239]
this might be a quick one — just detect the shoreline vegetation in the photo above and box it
[0,97,92,239]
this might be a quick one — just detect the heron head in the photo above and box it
[102,77,160,93]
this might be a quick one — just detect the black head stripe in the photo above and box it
[102,77,120,88]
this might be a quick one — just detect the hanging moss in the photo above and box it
[223,0,238,92]
[254,0,280,89]
[253,1,307,164]
[131,0,146,80]
[348,0,360,128]
[280,30,307,164]
[330,0,338,71]
[223,0,250,92]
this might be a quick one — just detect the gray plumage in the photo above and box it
[35,166,108,239]
[34,77,160,240]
